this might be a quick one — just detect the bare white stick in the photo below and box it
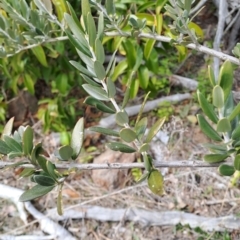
[169,75,198,91]
[0,184,75,240]
[48,205,240,232]
[99,93,191,128]
[213,0,227,79]
[0,160,220,170]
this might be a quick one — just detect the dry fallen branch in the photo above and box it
[0,184,75,240]
[48,205,240,232]
[0,160,220,171]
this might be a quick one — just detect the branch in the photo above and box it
[0,160,220,170]
[105,31,240,65]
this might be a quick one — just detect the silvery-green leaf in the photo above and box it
[107,142,136,153]
[81,74,101,86]
[212,85,224,108]
[107,78,116,98]
[228,102,240,122]
[19,168,35,178]
[3,135,22,152]
[89,126,119,137]
[106,0,115,15]
[19,184,55,202]
[232,125,240,140]
[81,0,90,30]
[84,96,115,113]
[82,84,109,101]
[97,12,104,41]
[95,38,105,64]
[8,151,23,159]
[71,118,84,160]
[139,143,150,153]
[145,117,165,143]
[208,65,216,86]
[36,155,48,173]
[70,61,96,78]
[31,142,43,165]
[0,139,12,155]
[94,61,106,80]
[87,12,96,48]
[216,118,231,133]
[58,145,73,161]
[135,117,148,140]
[119,128,137,143]
[116,111,129,126]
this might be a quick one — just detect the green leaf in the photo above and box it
[135,117,148,140]
[136,92,150,124]
[204,153,229,163]
[3,161,28,170]
[139,143,150,153]
[87,12,97,48]
[58,145,73,161]
[203,143,227,153]
[31,45,48,67]
[111,59,128,81]
[107,78,116,98]
[3,135,22,152]
[36,155,49,173]
[24,73,35,95]
[216,118,231,133]
[31,142,43,165]
[208,65,216,86]
[234,155,240,171]
[130,79,139,99]
[71,118,84,160]
[212,85,224,108]
[19,184,55,202]
[84,96,115,114]
[147,169,164,196]
[33,175,56,186]
[81,0,90,30]
[218,164,235,176]
[116,111,129,126]
[81,74,101,86]
[82,84,109,101]
[95,38,105,64]
[197,114,222,142]
[145,117,165,143]
[22,126,34,155]
[56,73,69,95]
[218,60,233,100]
[94,61,106,80]
[19,168,35,178]
[144,39,155,60]
[133,47,143,72]
[89,126,119,137]
[197,90,218,124]
[70,61,96,78]
[97,12,104,41]
[138,66,149,89]
[8,151,24,159]
[107,142,136,153]
[119,128,137,143]
[232,124,240,140]
[2,117,14,138]
[137,172,149,183]
[0,139,12,154]
[105,0,115,15]
[228,102,240,122]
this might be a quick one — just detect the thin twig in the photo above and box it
[0,160,220,170]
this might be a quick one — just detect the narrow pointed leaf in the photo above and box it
[97,12,104,40]
[94,61,106,80]
[95,38,105,64]
[204,153,229,163]
[137,172,149,183]
[136,92,150,124]
[8,151,24,159]
[36,155,48,173]
[46,160,58,180]
[71,118,84,160]
[232,124,240,140]
[135,117,148,140]
[197,91,218,124]
[218,60,233,100]
[31,142,43,165]
[145,117,165,143]
[106,0,115,15]
[119,128,137,143]
[31,45,48,67]
[107,78,116,98]
[19,184,55,202]
[89,126,119,137]
[84,96,115,113]
[70,61,96,78]
[3,135,22,152]
[22,126,34,155]
[81,0,90,29]
[107,142,136,153]
[87,12,96,48]
[0,139,12,154]
[3,161,28,170]
[82,84,109,101]
[228,102,240,122]
[208,65,216,86]
[197,114,222,141]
